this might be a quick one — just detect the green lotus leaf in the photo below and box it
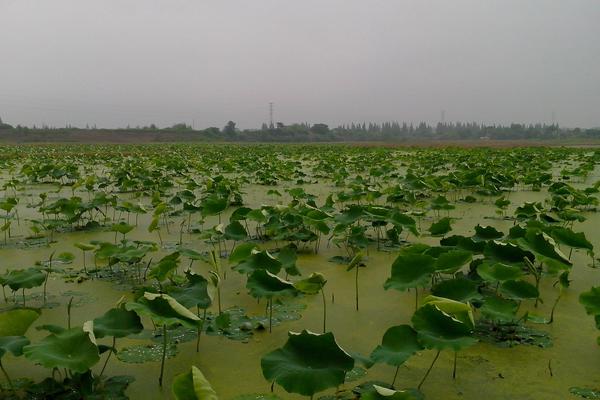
[247,270,298,299]
[434,250,472,273]
[480,295,518,323]
[428,217,452,236]
[0,336,30,358]
[4,268,46,291]
[74,242,96,251]
[370,325,423,367]
[126,292,200,328]
[294,273,327,295]
[261,330,354,397]
[518,230,571,266]
[179,248,206,261]
[224,221,248,241]
[440,235,485,252]
[276,245,301,276]
[484,241,533,264]
[229,243,258,264]
[411,304,476,351]
[421,295,475,328]
[473,225,504,240]
[384,254,435,292]
[233,249,282,275]
[93,307,144,339]
[500,280,539,300]
[112,222,135,235]
[551,227,593,250]
[169,272,212,309]
[23,327,100,373]
[580,287,600,315]
[149,252,180,282]
[431,278,480,302]
[172,365,218,400]
[202,195,228,216]
[477,262,523,282]
[0,308,40,336]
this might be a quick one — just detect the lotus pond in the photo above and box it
[1,144,600,399]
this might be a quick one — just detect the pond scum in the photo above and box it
[0,144,599,399]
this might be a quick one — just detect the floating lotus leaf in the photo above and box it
[247,270,298,299]
[126,292,200,328]
[0,308,40,336]
[172,365,218,400]
[294,273,327,295]
[434,250,472,273]
[23,327,100,373]
[477,262,523,282]
[93,307,144,339]
[384,254,436,292]
[370,325,423,367]
[261,330,354,397]
[411,304,476,351]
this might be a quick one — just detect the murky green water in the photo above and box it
[1,153,599,400]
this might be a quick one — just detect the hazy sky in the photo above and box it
[1,1,599,129]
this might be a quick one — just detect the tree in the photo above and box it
[223,121,236,135]
[310,123,329,135]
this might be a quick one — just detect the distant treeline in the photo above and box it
[1,118,600,142]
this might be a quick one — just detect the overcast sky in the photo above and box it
[1,1,599,129]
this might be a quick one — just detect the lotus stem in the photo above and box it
[452,351,457,379]
[99,336,116,377]
[22,288,25,306]
[67,297,74,329]
[415,287,419,311]
[81,250,87,273]
[392,365,400,387]
[0,359,13,390]
[418,350,441,390]
[548,291,562,324]
[158,324,167,386]
[355,264,359,311]
[269,298,273,333]
[321,288,327,333]
[196,308,207,352]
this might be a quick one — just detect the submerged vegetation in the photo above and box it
[0,143,599,399]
